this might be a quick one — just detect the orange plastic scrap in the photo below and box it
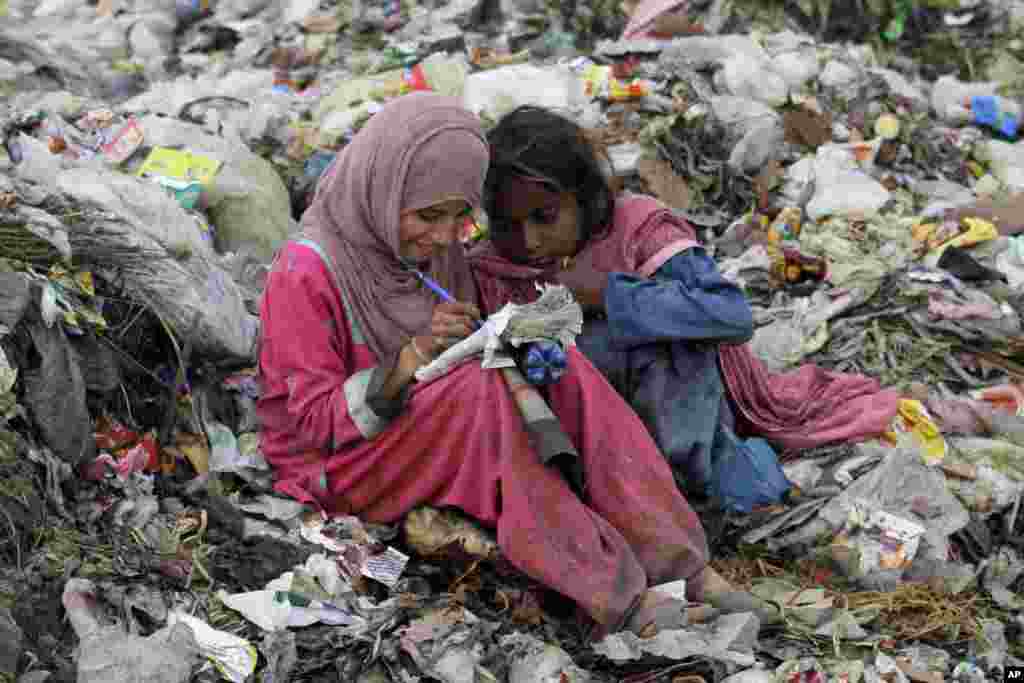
[971,383,1024,416]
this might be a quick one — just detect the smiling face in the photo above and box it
[491,176,582,263]
[398,198,473,266]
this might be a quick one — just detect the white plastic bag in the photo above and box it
[283,0,319,23]
[710,96,778,136]
[974,139,1024,191]
[805,144,891,220]
[719,55,789,107]
[728,120,785,172]
[770,50,820,90]
[463,64,576,119]
[997,237,1024,288]
[818,60,859,90]
[930,75,1000,124]
[32,0,77,17]
[56,167,214,259]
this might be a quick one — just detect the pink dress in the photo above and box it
[257,240,710,629]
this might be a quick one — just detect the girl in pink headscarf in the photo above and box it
[257,93,742,639]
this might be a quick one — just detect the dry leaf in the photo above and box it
[877,139,899,166]
[510,589,545,626]
[940,463,978,480]
[303,14,343,33]
[637,622,658,639]
[637,155,690,211]
[783,108,833,148]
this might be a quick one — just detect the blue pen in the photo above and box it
[409,267,482,330]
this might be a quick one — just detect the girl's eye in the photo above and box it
[417,210,446,223]
[418,207,473,223]
[531,207,559,224]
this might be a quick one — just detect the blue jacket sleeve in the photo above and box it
[603,248,754,349]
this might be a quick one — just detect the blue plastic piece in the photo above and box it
[520,340,568,386]
[304,151,337,179]
[971,95,1019,139]
[710,436,791,514]
[971,95,1000,127]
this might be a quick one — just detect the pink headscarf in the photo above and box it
[300,93,489,362]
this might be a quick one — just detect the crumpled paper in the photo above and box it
[593,612,759,667]
[415,284,583,384]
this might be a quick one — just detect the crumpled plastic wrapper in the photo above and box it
[415,284,583,384]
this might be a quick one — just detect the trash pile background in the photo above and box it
[2,0,1024,681]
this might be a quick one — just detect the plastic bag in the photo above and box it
[657,35,767,72]
[818,60,860,90]
[805,144,891,220]
[974,139,1024,191]
[770,50,820,90]
[109,228,259,358]
[63,578,200,683]
[56,167,213,259]
[136,115,295,263]
[930,75,1001,124]
[463,64,578,119]
[711,435,791,514]
[32,0,77,17]
[709,96,778,137]
[819,441,970,565]
[719,55,789,106]
[728,120,785,172]
[996,236,1024,288]
[24,317,95,465]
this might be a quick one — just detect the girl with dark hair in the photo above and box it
[471,106,901,508]
[258,94,755,642]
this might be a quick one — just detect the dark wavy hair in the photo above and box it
[484,106,615,244]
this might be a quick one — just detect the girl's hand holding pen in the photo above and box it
[424,302,481,354]
[406,267,482,356]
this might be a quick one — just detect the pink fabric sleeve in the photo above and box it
[630,216,698,277]
[258,245,382,458]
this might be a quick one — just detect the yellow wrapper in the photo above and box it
[137,147,222,187]
[885,399,946,465]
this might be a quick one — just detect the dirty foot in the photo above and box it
[697,566,781,626]
[624,589,719,637]
[706,591,781,626]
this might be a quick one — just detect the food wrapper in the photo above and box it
[301,516,409,588]
[581,64,650,102]
[767,206,802,245]
[831,500,926,575]
[100,119,145,164]
[137,146,223,188]
[884,399,946,466]
[169,612,257,683]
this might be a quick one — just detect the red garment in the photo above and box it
[470,193,901,453]
[258,242,709,628]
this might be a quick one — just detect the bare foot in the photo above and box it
[694,565,736,602]
[625,590,719,637]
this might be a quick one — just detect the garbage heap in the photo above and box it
[3,0,1024,682]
